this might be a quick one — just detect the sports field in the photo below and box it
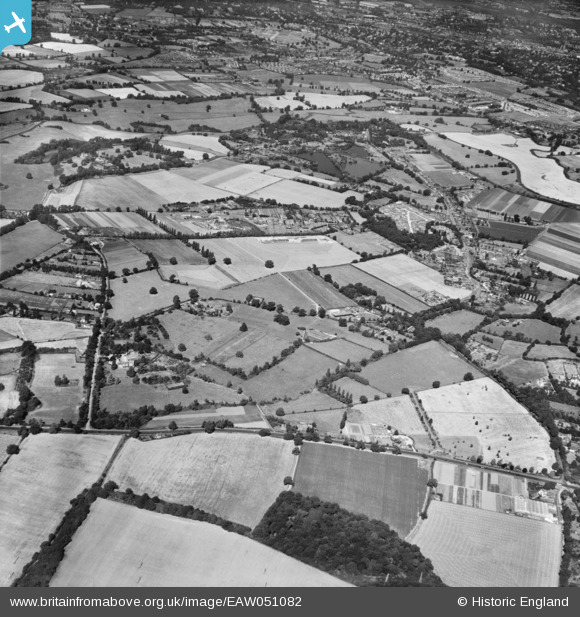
[425,310,485,335]
[50,499,348,587]
[0,221,64,273]
[354,254,472,302]
[0,433,121,586]
[282,270,356,309]
[418,377,555,468]
[106,433,296,528]
[202,236,357,284]
[361,340,481,394]
[407,501,561,587]
[294,442,429,538]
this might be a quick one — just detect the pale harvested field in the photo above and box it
[0,374,19,414]
[333,230,400,256]
[132,170,233,202]
[159,264,235,289]
[0,70,43,88]
[130,239,206,266]
[282,270,356,309]
[546,285,580,320]
[109,271,193,320]
[418,377,555,468]
[106,433,296,528]
[250,179,362,208]
[354,254,472,301]
[51,499,348,587]
[408,501,561,587]
[202,236,357,284]
[29,353,84,423]
[73,176,166,211]
[0,433,121,586]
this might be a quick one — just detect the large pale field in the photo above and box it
[0,374,19,414]
[417,377,555,469]
[0,317,88,343]
[354,254,472,302]
[51,499,348,587]
[546,284,580,320]
[29,353,84,423]
[201,236,357,284]
[106,433,296,528]
[361,340,481,395]
[0,70,43,88]
[407,501,561,587]
[294,443,429,538]
[250,179,362,208]
[0,433,121,586]
[0,221,64,273]
[442,132,580,206]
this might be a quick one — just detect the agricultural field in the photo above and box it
[478,221,544,244]
[333,376,387,402]
[0,374,19,415]
[129,239,206,266]
[106,433,296,528]
[283,408,346,435]
[482,319,561,344]
[425,310,485,335]
[282,270,355,310]
[333,230,401,256]
[527,225,580,278]
[417,377,555,468]
[546,284,580,320]
[360,340,481,394]
[68,176,167,211]
[527,344,577,360]
[50,498,347,587]
[159,264,235,289]
[0,317,89,343]
[320,264,428,314]
[491,350,549,388]
[0,433,121,586]
[407,501,561,587]
[306,339,374,364]
[250,179,362,208]
[294,443,429,538]
[29,353,85,423]
[109,271,193,321]
[262,391,343,416]
[442,132,580,206]
[201,236,357,284]
[144,404,265,430]
[160,134,229,160]
[354,255,472,303]
[241,345,340,402]
[54,211,166,236]
[347,396,431,451]
[0,432,19,464]
[0,221,65,274]
[101,238,149,273]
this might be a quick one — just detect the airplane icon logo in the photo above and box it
[4,12,26,34]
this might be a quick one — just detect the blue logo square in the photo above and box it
[0,0,32,53]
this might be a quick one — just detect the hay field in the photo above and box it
[161,135,229,159]
[306,339,373,364]
[418,377,555,468]
[51,499,347,587]
[202,236,357,284]
[294,443,428,538]
[109,271,192,320]
[354,254,472,302]
[361,340,481,394]
[106,433,296,528]
[0,70,43,88]
[425,310,485,335]
[158,264,235,289]
[407,501,561,587]
[72,176,166,211]
[0,222,64,273]
[242,346,340,401]
[547,285,580,319]
[0,433,121,586]
[282,270,356,309]
[320,264,428,314]
[29,353,84,423]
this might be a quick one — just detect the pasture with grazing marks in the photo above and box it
[491,354,549,387]
[106,433,296,528]
[0,221,65,274]
[407,501,561,587]
[354,254,472,302]
[425,310,485,336]
[361,340,481,395]
[294,442,429,538]
[50,498,348,587]
[0,433,122,586]
[29,353,84,423]
[417,377,555,469]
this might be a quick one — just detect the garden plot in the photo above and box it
[106,433,296,528]
[354,254,472,303]
[201,236,357,284]
[294,443,429,539]
[407,501,561,587]
[51,499,347,587]
[417,377,555,468]
[0,433,121,586]
[361,340,480,395]
[442,132,580,206]
[29,353,84,423]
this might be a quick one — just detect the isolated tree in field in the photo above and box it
[223,257,232,265]
[149,287,158,295]
[0,383,4,392]
[173,295,181,309]
[283,476,294,486]
[6,444,19,455]
[276,407,285,416]
[206,104,211,112]
[426,478,438,488]
[178,343,186,352]
[239,322,248,332]
[265,259,274,268]
[169,256,177,265]
[202,152,210,161]
[401,387,410,394]
[464,372,474,381]
[432,380,440,388]
[318,307,326,318]
[359,395,368,404]
[188,288,199,302]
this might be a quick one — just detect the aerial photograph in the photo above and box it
[0,0,580,592]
